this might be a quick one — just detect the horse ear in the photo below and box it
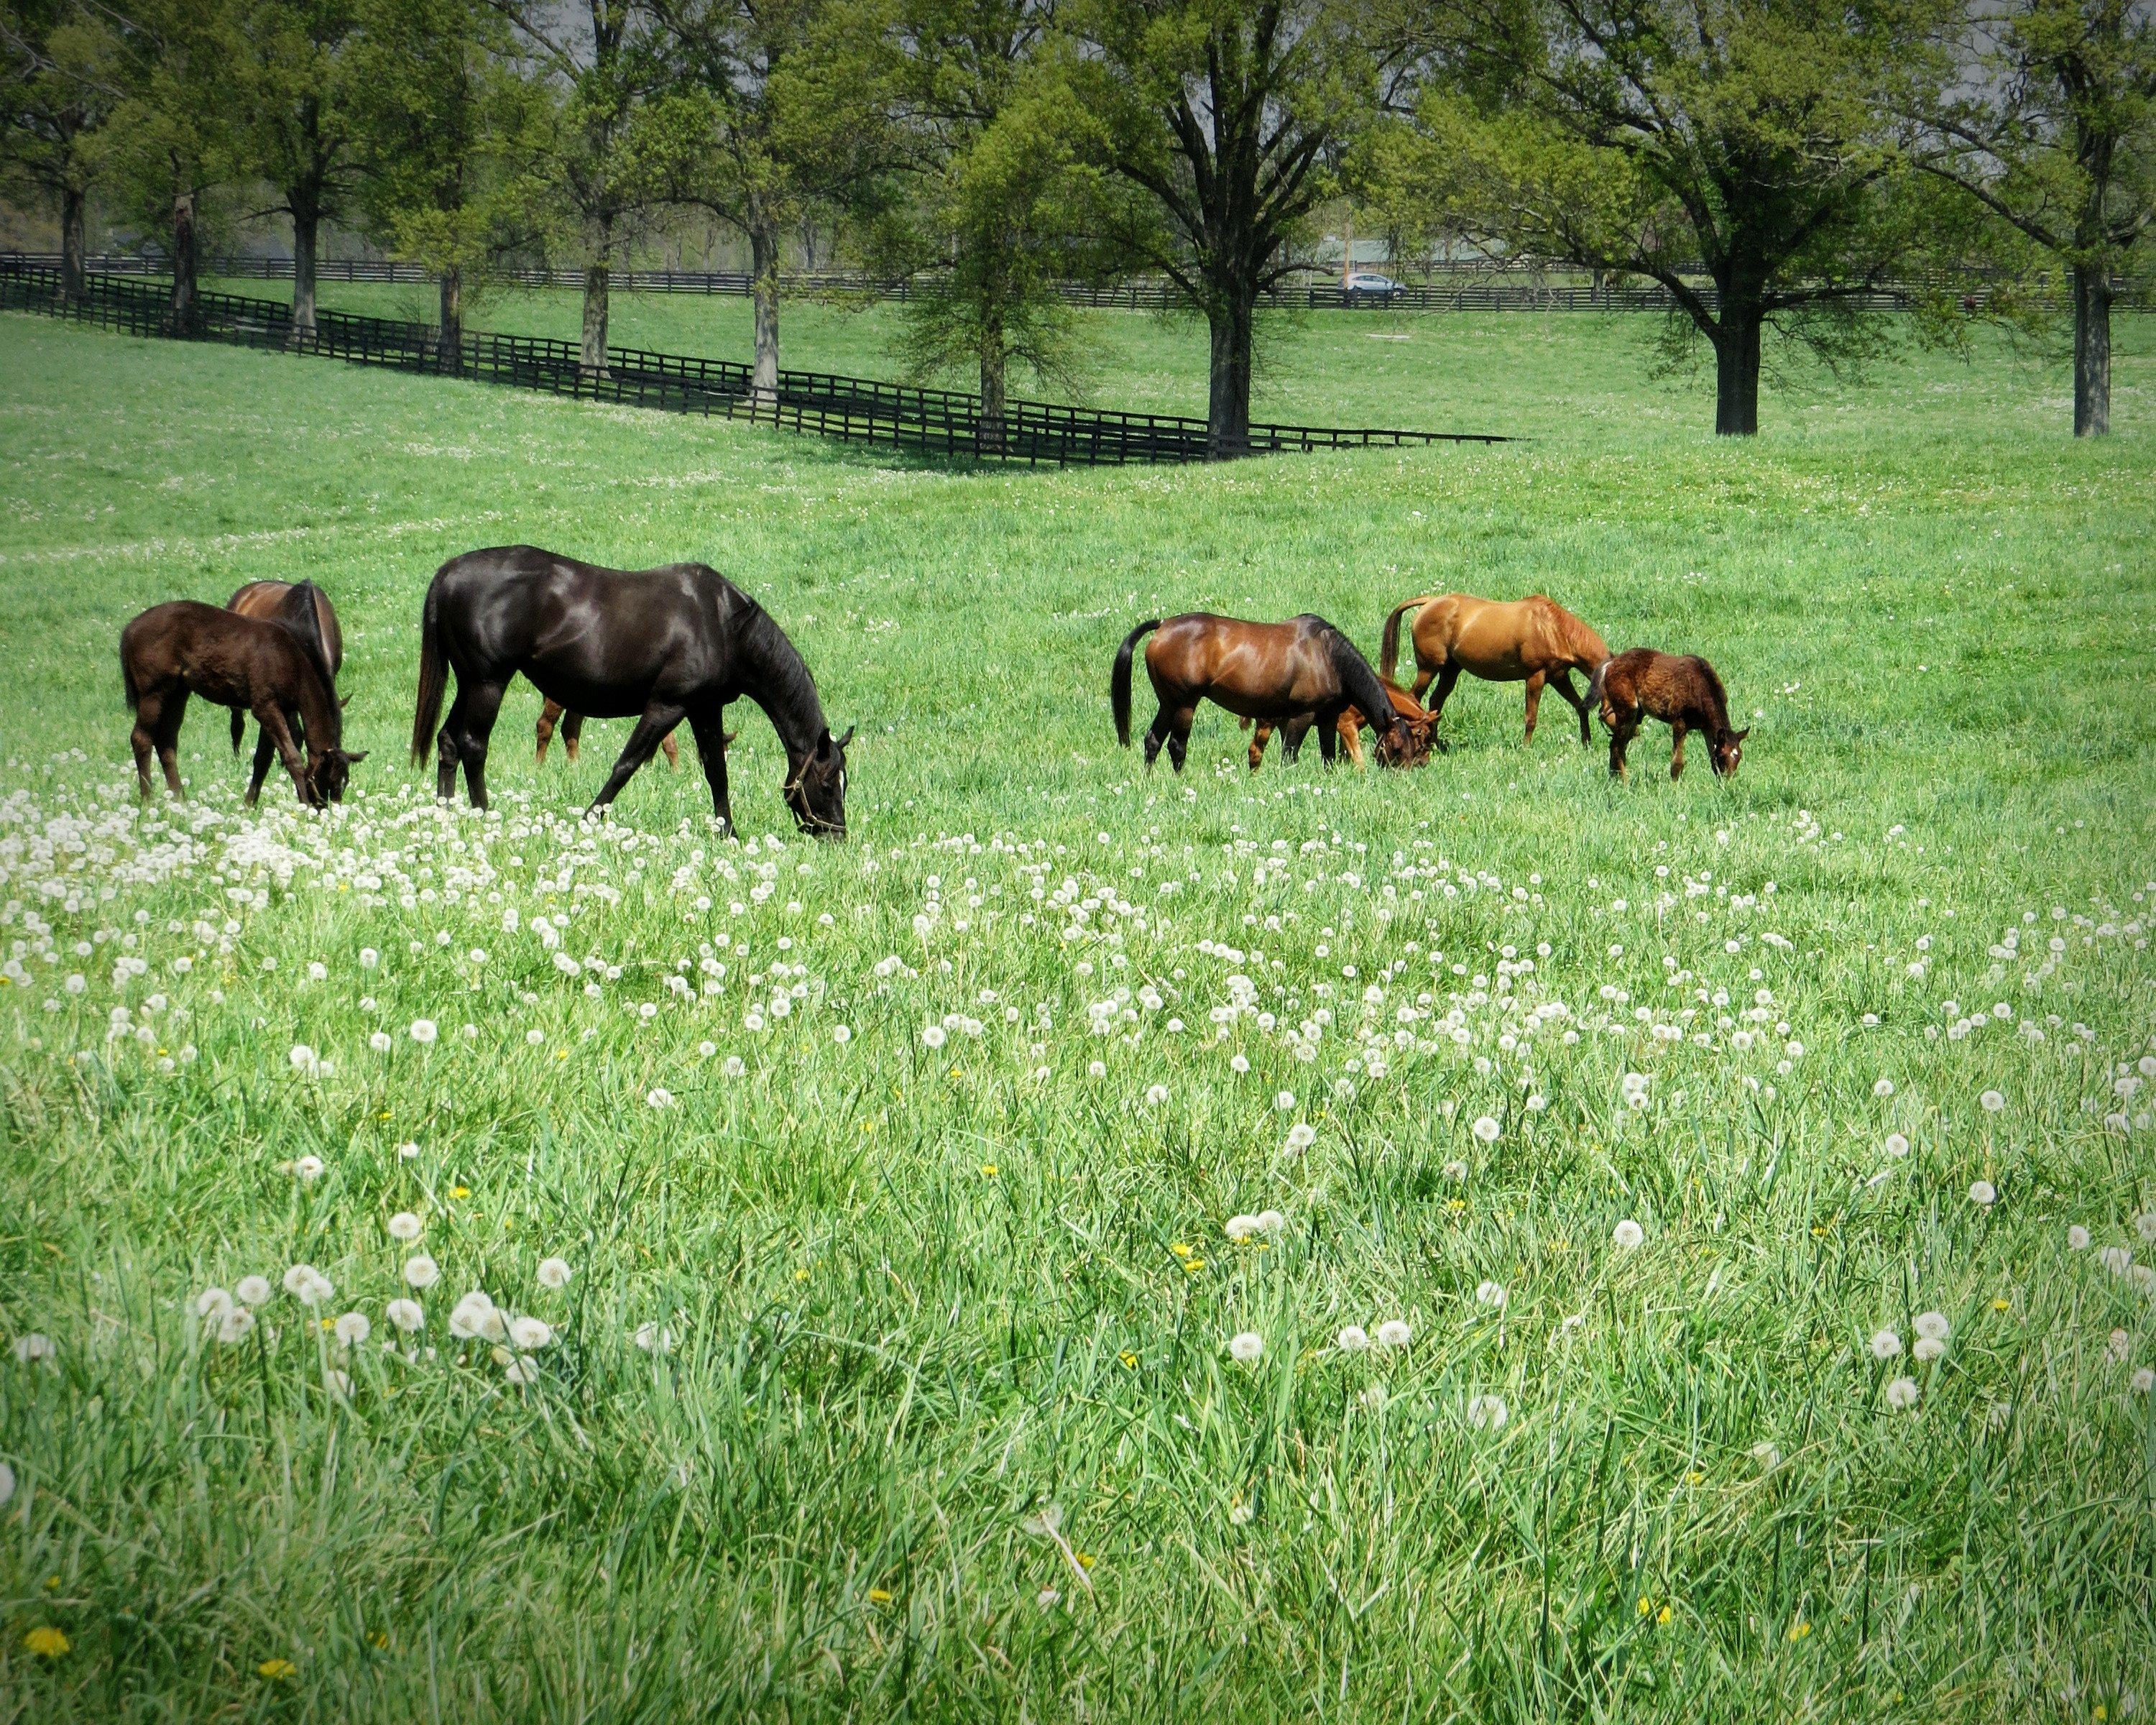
[340,694,351,709]
[344,750,369,764]
[1734,727,1751,742]
[835,724,855,750]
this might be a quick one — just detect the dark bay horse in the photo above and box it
[410,545,852,834]
[122,601,364,805]
[1380,593,1610,746]
[1110,614,1424,773]
[1594,648,1749,781]
[227,580,342,758]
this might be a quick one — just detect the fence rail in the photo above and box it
[16,250,2050,313]
[0,261,1508,464]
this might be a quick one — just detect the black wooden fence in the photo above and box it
[0,260,1508,463]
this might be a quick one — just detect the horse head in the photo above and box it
[305,746,368,806]
[1373,715,1433,768]
[783,725,854,839]
[1710,727,1749,778]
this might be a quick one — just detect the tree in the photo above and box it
[349,0,528,364]
[1382,0,1958,434]
[1924,0,2155,435]
[1067,0,1374,456]
[871,0,1107,441]
[645,0,880,400]
[0,0,124,303]
[227,0,363,338]
[492,0,668,372]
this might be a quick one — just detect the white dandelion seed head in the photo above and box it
[1912,1335,1945,1363]
[397,1141,420,1161]
[324,1368,352,1400]
[1227,1330,1265,1364]
[235,1275,273,1307]
[283,1265,333,1306]
[1750,1440,1780,1471]
[1979,1089,2004,1113]
[369,1031,392,1053]
[402,1254,440,1290]
[632,1321,676,1353]
[1475,1280,1507,1310]
[921,1025,947,1049]
[1915,1311,1950,1341]
[1255,1208,1285,1235]
[1145,1084,1169,1106]
[334,1311,371,1348]
[722,1056,745,1077]
[1336,1325,1369,1353]
[1471,1115,1501,1144]
[646,1087,675,1109]
[2068,1225,2092,1251]
[448,1292,499,1340]
[1466,1393,1508,1430]
[2101,1246,2134,1274]
[387,1212,423,1243]
[1612,1219,1645,1251]
[385,1299,425,1334]
[536,1256,571,1289]
[1442,1159,1468,1182]
[288,1044,318,1075]
[293,1155,325,1182]
[216,1307,256,1344]
[1969,1179,1997,1208]
[1229,1054,1250,1074]
[502,1356,539,1385]
[1884,1133,1910,1158]
[2132,1368,2155,1395]
[833,1024,852,1044]
[2107,1328,2132,1364]
[195,1287,233,1320]
[1228,1501,1254,1526]
[1087,1059,1107,1078]
[1274,1091,1296,1111]
[1285,1123,1317,1151]
[507,1315,553,1351]
[1360,1384,1388,1411]
[1870,1328,1903,1361]
[1884,1376,1920,1411]
[2137,1211,2156,1244]
[1874,1079,1894,1098]
[1376,1319,1411,1349]
[409,1019,438,1045]
[11,1333,55,1364]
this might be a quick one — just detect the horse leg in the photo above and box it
[585,701,688,816]
[1410,651,1437,703]
[1282,714,1314,763]
[436,687,469,801]
[1164,705,1197,774]
[254,702,308,802]
[1608,714,1637,781]
[686,707,734,832]
[451,680,507,810]
[535,699,563,765]
[1427,664,1462,737]
[1142,704,1171,770]
[131,691,163,800]
[561,709,584,761]
[246,722,279,806]
[1317,706,1342,767]
[661,729,680,770]
[1669,720,1687,781]
[1522,671,1546,745]
[152,689,190,798]
[1552,670,1593,745]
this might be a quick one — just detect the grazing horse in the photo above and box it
[534,699,679,770]
[121,601,364,805]
[1593,648,1749,781]
[1379,593,1611,746]
[1110,613,1424,773]
[1243,677,1439,770]
[226,580,343,767]
[410,544,852,834]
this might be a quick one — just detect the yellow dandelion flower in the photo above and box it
[1992,1297,2010,1312]
[1657,1605,1672,1626]
[1170,1241,1191,1258]
[867,1588,893,1605]
[449,1185,470,1200]
[257,1657,297,1680]
[794,1268,810,1282]
[1119,1351,1138,1369]
[1686,1471,1703,1486]
[1787,1620,1810,1642]
[980,1164,998,1177]
[1076,1552,1095,1570]
[1183,1257,1205,1274]
[24,1627,70,1657]
[1637,1597,1653,1617]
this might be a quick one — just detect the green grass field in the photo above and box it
[1,300,2153,1723]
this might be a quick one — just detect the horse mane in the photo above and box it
[1312,620,1398,739]
[283,581,336,687]
[1690,656,1734,735]
[727,579,828,755]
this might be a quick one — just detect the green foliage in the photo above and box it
[0,0,124,224]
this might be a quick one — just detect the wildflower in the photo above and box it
[324,1368,352,1400]
[195,1287,233,1320]
[632,1321,675,1353]
[1227,1330,1264,1363]
[1475,1280,1507,1310]
[1978,1089,2004,1113]
[508,1315,553,1351]
[387,1212,422,1243]
[258,1658,297,1680]
[1145,1084,1169,1105]
[2101,1246,2134,1274]
[922,1025,947,1049]
[402,1254,439,1289]
[1274,1090,1296,1112]
[1884,1133,1909,1158]
[333,1311,372,1348]
[722,1056,745,1077]
[2138,1211,2156,1243]
[282,1265,333,1306]
[1255,1208,1284,1233]
[1884,1376,1920,1410]
[1225,1214,1261,1243]
[1874,1080,1894,1098]
[409,1019,438,1045]
[502,1356,540,1385]
[2068,1225,2091,1250]
[1913,1335,1945,1363]
[1227,1501,1254,1525]
[1087,1059,1106,1078]
[1337,1325,1369,1353]
[448,1292,504,1341]
[1442,1159,1468,1182]
[1612,1218,1646,1251]
[289,1044,320,1075]
[646,1087,675,1109]
[1285,1123,1316,1152]
[1036,1587,1060,1609]
[24,1627,70,1658]
[293,1155,325,1182]
[396,1141,420,1161]
[1230,1054,1249,1074]
[2133,1368,2154,1395]
[1750,1440,1781,1471]
[1360,1384,1388,1411]
[1376,1319,1411,1349]
[832,1025,852,1044]
[217,1307,256,1343]
[1870,1329,1903,1361]
[2107,1328,2132,1364]
[1915,1312,1950,1341]
[236,1275,272,1306]
[385,1299,424,1333]
[537,1256,571,1289]
[1466,1393,1508,1430]
[1471,1115,1501,1144]
[1969,1179,1996,1208]
[1119,1350,1138,1368]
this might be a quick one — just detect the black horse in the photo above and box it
[410,546,852,836]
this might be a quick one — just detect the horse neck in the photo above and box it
[290,654,340,752]
[1693,663,1733,738]
[1327,635,1394,728]
[737,603,825,760]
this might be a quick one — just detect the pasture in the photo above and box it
[1,299,2153,1723]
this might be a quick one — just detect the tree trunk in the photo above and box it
[979,318,1006,455]
[580,260,609,377]
[1206,290,1255,459]
[1710,300,1762,436]
[170,188,199,334]
[750,211,780,404]
[439,264,464,375]
[290,201,319,343]
[2073,263,2111,437]
[60,186,87,305]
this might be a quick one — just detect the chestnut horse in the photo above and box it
[1594,649,1749,780]
[535,699,679,770]
[1111,614,1423,773]
[1243,677,1438,770]
[122,601,364,805]
[1379,593,1610,746]
[226,580,341,756]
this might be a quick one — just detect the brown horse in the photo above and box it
[1111,614,1424,773]
[1244,677,1439,770]
[121,601,364,805]
[1594,648,1749,780]
[1379,593,1611,746]
[535,699,679,770]
[227,580,342,756]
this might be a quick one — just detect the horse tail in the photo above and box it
[1111,620,1161,748]
[231,709,246,753]
[410,575,448,765]
[121,644,140,713]
[1379,597,1437,682]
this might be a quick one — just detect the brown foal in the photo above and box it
[1594,648,1749,781]
[535,699,680,770]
